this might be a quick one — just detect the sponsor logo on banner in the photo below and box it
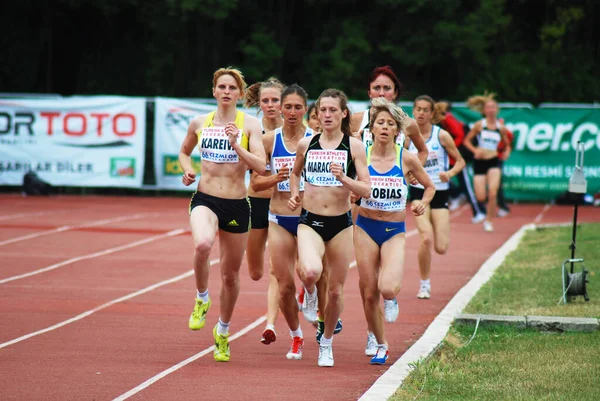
[0,109,137,147]
[0,97,145,187]
[163,155,201,176]
[110,157,136,177]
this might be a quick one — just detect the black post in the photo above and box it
[570,202,578,274]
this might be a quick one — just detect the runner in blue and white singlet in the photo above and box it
[354,97,435,366]
[408,125,449,192]
[409,95,465,301]
[250,84,314,361]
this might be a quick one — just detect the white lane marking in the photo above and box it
[534,204,552,224]
[0,259,218,350]
[112,315,267,401]
[358,223,536,401]
[0,213,159,247]
[0,211,65,221]
[0,229,187,284]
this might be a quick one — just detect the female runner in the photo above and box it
[179,67,266,362]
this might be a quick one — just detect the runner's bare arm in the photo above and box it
[288,137,309,211]
[230,115,267,175]
[463,120,481,155]
[350,110,365,134]
[405,119,428,166]
[179,116,203,186]
[335,138,371,199]
[251,131,286,192]
[439,130,466,182]
[403,151,435,208]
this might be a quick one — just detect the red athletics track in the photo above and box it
[0,194,598,401]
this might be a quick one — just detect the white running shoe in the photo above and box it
[318,344,334,367]
[472,213,486,224]
[301,287,318,323]
[417,285,431,299]
[365,332,377,356]
[483,220,494,232]
[448,196,464,211]
[383,298,399,323]
[497,208,509,217]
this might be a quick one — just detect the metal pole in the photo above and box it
[570,202,578,274]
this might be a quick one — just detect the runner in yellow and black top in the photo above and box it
[243,78,284,345]
[179,67,266,363]
[288,88,371,367]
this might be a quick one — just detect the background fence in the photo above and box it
[1,94,599,201]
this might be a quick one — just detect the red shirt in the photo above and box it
[439,112,465,166]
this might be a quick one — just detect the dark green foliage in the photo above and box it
[1,0,598,103]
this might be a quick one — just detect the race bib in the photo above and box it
[272,155,303,192]
[480,130,501,151]
[362,129,373,148]
[199,127,242,163]
[304,149,348,187]
[363,176,406,212]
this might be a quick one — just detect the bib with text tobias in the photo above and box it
[305,149,348,187]
[199,127,242,163]
[362,176,407,212]
[272,155,304,192]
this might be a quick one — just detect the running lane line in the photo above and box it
[0,259,217,350]
[0,228,187,284]
[534,203,552,224]
[112,315,267,401]
[0,213,162,247]
[0,211,67,221]
[115,204,469,398]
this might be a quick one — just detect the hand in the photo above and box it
[439,171,450,182]
[411,200,426,216]
[225,122,240,148]
[501,149,511,161]
[288,194,301,211]
[350,191,360,203]
[330,162,345,181]
[182,170,196,186]
[277,166,291,182]
[406,171,418,186]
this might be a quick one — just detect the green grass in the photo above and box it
[464,222,600,318]
[392,223,600,401]
[392,324,600,401]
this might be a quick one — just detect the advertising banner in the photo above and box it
[452,108,600,201]
[0,96,146,187]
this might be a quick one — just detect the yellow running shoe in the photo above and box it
[188,298,211,330]
[213,325,230,362]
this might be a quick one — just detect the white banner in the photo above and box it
[0,96,146,187]
[153,97,257,190]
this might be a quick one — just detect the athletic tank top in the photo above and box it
[304,134,356,187]
[195,111,249,163]
[478,118,502,151]
[360,108,406,148]
[361,144,407,212]
[409,125,448,190]
[271,127,313,192]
